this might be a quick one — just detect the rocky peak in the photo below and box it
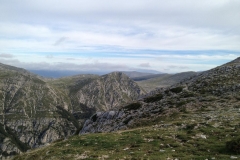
[222,57,240,66]
[105,71,125,76]
[0,63,147,158]
[80,57,240,134]
[72,71,145,111]
[0,63,31,76]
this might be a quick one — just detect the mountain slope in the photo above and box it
[136,71,198,92]
[70,72,146,111]
[13,108,240,159]
[0,65,146,158]
[80,58,240,133]
[0,63,79,156]
[121,71,155,78]
[14,57,240,159]
[50,72,145,111]
[131,73,167,81]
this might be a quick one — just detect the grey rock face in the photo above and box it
[0,64,77,157]
[80,57,240,134]
[80,100,166,134]
[72,72,145,111]
[0,64,145,158]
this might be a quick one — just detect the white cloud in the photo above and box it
[0,52,235,74]
[0,53,14,58]
[0,0,239,73]
[139,63,151,68]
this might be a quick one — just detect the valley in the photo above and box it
[1,57,240,159]
[1,1,239,159]
[0,64,144,158]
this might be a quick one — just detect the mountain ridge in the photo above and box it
[13,57,240,159]
[80,57,240,133]
[0,63,144,158]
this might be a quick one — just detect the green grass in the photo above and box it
[13,107,240,160]
[143,93,163,103]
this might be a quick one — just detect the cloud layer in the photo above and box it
[0,0,239,73]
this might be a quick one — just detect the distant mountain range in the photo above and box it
[29,70,107,78]
[121,71,155,78]
[30,70,162,78]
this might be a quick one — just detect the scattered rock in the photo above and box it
[230,156,238,159]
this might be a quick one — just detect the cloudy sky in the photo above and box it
[0,0,240,74]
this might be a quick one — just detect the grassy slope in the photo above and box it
[47,75,99,93]
[137,72,197,92]
[14,104,240,160]
[136,74,171,92]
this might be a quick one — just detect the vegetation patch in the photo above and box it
[123,102,142,111]
[170,86,183,93]
[56,106,81,133]
[181,91,195,98]
[226,137,240,153]
[0,123,30,153]
[143,93,163,103]
[176,101,187,107]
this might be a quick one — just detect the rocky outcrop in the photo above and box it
[80,57,240,134]
[80,88,181,134]
[0,64,77,157]
[70,72,145,111]
[0,64,145,158]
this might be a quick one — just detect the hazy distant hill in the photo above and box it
[30,70,107,78]
[136,71,198,92]
[30,70,161,78]
[121,71,155,78]
[131,73,167,81]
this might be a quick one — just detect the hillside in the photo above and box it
[121,71,155,78]
[13,107,240,159]
[0,63,75,156]
[131,73,167,81]
[136,71,198,92]
[50,72,145,111]
[80,58,240,133]
[0,64,145,158]
[13,57,240,159]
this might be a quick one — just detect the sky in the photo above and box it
[0,0,240,74]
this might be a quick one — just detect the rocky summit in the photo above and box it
[72,72,145,111]
[0,63,144,158]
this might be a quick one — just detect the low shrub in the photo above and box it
[144,93,163,103]
[123,102,142,111]
[170,87,183,93]
[226,137,240,153]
